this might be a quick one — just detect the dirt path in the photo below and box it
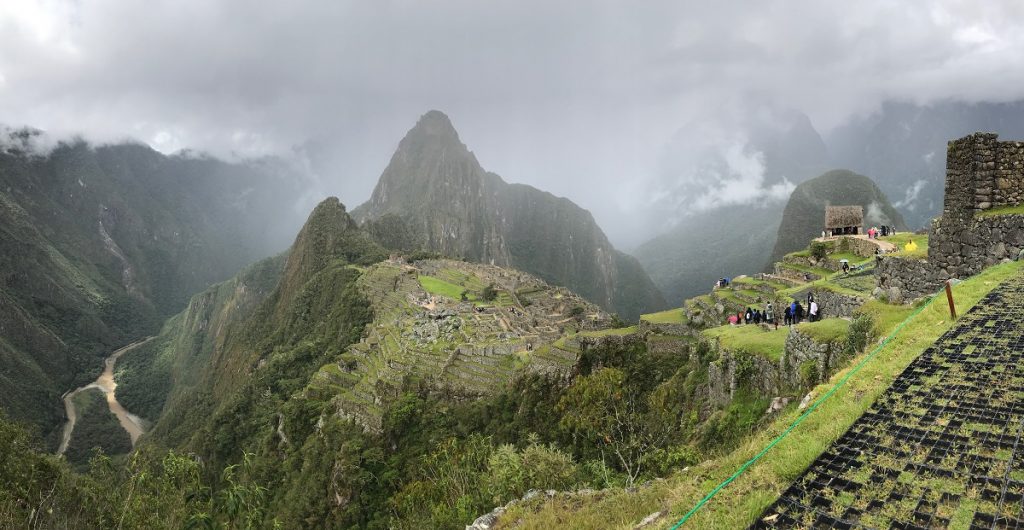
[814,234,897,252]
[57,337,154,455]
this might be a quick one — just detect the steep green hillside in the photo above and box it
[0,134,308,444]
[635,204,784,303]
[768,169,907,265]
[352,110,666,320]
[106,197,726,528]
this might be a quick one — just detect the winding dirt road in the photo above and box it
[57,337,154,456]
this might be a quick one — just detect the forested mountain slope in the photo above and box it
[768,169,907,265]
[0,131,307,445]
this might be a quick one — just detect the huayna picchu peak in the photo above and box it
[353,110,666,321]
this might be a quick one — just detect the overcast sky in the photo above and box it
[3,1,1024,246]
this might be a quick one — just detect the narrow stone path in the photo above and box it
[755,273,1024,529]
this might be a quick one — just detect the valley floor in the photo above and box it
[58,338,152,456]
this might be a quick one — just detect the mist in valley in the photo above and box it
[4,1,1024,250]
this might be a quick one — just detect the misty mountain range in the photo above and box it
[635,99,1024,302]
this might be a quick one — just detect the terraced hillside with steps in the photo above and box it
[756,273,1024,529]
[307,258,611,432]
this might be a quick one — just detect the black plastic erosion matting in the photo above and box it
[754,274,1024,529]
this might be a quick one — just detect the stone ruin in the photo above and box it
[877,132,1024,302]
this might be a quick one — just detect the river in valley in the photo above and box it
[57,337,153,455]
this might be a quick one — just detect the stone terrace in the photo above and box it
[308,259,610,432]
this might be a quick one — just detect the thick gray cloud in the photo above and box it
[2,1,1023,245]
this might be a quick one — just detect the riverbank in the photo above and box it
[57,337,154,456]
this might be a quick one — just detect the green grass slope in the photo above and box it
[495,260,1021,529]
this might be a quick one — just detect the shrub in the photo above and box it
[810,242,829,261]
[844,314,874,357]
[486,435,579,504]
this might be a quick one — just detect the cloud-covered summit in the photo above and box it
[3,1,1023,244]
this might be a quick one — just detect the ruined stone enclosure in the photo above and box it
[942,132,1024,217]
[930,133,1024,279]
[875,132,1024,303]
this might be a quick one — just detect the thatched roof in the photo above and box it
[825,205,864,229]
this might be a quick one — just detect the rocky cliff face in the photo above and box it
[352,111,665,320]
[768,169,907,265]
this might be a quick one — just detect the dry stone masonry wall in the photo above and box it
[780,330,845,389]
[810,288,864,318]
[875,256,943,304]
[877,132,1024,302]
[944,133,1024,212]
[930,213,1024,279]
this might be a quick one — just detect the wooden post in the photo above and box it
[945,280,957,319]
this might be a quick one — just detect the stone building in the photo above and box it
[941,133,1024,217]
[825,205,864,235]
[930,133,1024,278]
[876,132,1024,302]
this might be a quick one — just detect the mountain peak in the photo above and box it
[408,110,460,141]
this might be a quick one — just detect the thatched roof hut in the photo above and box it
[825,205,864,233]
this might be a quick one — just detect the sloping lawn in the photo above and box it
[579,326,639,338]
[882,233,929,259]
[418,275,466,299]
[641,307,687,325]
[702,324,789,362]
[795,318,849,343]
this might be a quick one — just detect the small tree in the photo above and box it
[557,368,671,486]
[481,284,498,302]
[810,241,829,261]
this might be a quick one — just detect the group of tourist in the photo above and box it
[867,225,897,239]
[728,294,822,328]
[732,307,769,325]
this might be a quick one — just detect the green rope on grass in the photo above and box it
[669,293,941,529]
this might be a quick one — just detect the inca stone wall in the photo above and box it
[833,236,882,258]
[930,133,1024,280]
[877,132,1024,302]
[995,141,1024,206]
[941,132,1024,214]
[638,319,690,336]
[875,256,943,304]
[780,329,845,389]
[705,339,780,408]
[810,288,864,318]
[944,133,997,216]
[930,213,1024,279]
